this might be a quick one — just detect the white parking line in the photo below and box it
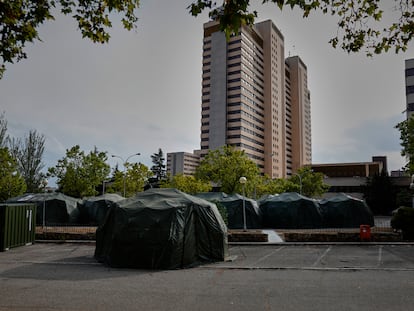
[312,246,332,267]
[377,246,383,267]
[251,246,285,266]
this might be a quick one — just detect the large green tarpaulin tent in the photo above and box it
[7,192,81,225]
[319,193,374,228]
[195,192,263,229]
[95,188,228,269]
[79,193,125,226]
[259,192,323,229]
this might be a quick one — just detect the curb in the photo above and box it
[229,241,414,246]
[34,240,414,246]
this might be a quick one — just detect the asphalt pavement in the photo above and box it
[1,243,414,311]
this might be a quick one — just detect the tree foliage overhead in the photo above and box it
[48,145,110,198]
[188,0,414,56]
[0,0,140,78]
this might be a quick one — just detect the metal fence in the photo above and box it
[35,217,393,235]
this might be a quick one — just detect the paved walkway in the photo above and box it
[1,243,414,311]
[215,244,414,271]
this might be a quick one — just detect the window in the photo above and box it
[228,55,241,61]
[228,86,241,91]
[406,68,414,77]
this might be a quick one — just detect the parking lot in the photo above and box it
[1,243,414,310]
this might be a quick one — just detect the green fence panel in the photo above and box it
[0,203,36,251]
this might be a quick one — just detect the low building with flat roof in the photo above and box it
[311,156,410,199]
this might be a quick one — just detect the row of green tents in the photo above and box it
[93,189,373,269]
[6,190,374,229]
[6,189,374,269]
[194,191,374,229]
[6,192,124,226]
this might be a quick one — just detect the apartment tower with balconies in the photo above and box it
[406,58,414,119]
[200,19,311,178]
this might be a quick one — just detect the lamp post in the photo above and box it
[293,173,303,195]
[239,176,247,231]
[112,153,140,197]
[102,179,111,195]
[41,179,48,228]
[410,174,414,208]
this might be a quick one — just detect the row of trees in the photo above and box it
[48,146,167,198]
[162,146,329,198]
[44,144,329,199]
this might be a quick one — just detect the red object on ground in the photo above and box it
[360,225,371,241]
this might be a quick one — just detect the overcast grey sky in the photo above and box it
[0,0,411,182]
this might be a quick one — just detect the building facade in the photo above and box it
[166,151,201,177]
[406,58,414,119]
[200,19,311,178]
[285,56,312,175]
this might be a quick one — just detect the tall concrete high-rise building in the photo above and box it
[405,58,414,119]
[285,56,312,175]
[200,19,311,178]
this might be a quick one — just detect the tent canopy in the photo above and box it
[195,192,262,229]
[79,193,125,226]
[7,192,81,225]
[95,188,228,269]
[319,193,374,228]
[259,192,323,229]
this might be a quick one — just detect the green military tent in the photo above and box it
[95,188,228,269]
[7,192,81,225]
[259,192,323,229]
[195,192,263,229]
[79,193,125,226]
[319,193,374,228]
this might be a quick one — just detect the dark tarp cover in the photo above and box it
[95,188,228,269]
[259,192,323,229]
[7,192,81,225]
[79,193,125,226]
[319,193,374,228]
[195,192,263,229]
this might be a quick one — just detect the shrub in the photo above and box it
[391,206,414,240]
